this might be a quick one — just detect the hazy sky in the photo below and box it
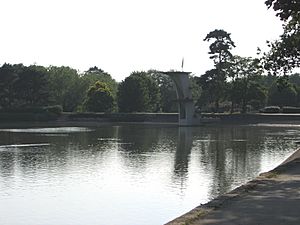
[1,0,283,81]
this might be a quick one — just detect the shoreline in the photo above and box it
[2,112,300,129]
[165,148,300,225]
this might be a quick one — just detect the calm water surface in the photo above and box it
[0,124,300,225]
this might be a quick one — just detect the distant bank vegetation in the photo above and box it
[0,63,300,115]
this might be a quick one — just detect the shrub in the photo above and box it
[44,105,63,115]
[0,107,44,113]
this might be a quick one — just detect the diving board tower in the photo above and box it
[163,71,199,126]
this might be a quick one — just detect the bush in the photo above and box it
[0,112,58,121]
[0,105,62,121]
[0,107,44,113]
[84,81,115,112]
[44,105,63,115]
[0,105,63,115]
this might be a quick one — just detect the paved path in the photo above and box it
[166,150,300,225]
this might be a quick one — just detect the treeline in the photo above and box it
[0,64,117,113]
[0,64,181,113]
[194,27,300,113]
[196,71,300,113]
[1,61,300,114]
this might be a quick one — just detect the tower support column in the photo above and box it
[163,71,199,126]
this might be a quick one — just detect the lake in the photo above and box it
[0,124,299,225]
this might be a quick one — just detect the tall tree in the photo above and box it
[201,29,236,111]
[204,29,236,65]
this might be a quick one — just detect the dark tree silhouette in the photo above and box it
[263,0,300,74]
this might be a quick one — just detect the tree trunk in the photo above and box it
[215,99,219,113]
[231,102,234,114]
[242,100,247,114]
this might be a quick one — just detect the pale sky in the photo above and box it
[1,0,283,81]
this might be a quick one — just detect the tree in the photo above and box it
[0,64,51,109]
[147,70,177,112]
[84,81,114,112]
[81,66,118,99]
[268,76,297,106]
[228,56,266,113]
[197,68,227,112]
[265,0,300,22]
[13,65,50,107]
[289,73,300,86]
[48,66,85,112]
[0,63,19,108]
[201,29,236,111]
[231,80,267,112]
[204,29,236,65]
[263,0,300,74]
[190,75,202,109]
[118,72,161,112]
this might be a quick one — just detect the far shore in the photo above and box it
[2,112,300,127]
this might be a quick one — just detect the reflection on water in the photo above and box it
[0,127,93,133]
[0,125,299,225]
[0,143,51,148]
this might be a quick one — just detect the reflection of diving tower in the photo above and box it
[163,71,199,126]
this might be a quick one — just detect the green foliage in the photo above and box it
[147,70,177,112]
[0,105,62,114]
[44,105,63,115]
[289,73,300,86]
[263,0,300,74]
[118,71,161,112]
[81,66,118,99]
[204,29,236,65]
[0,63,19,108]
[47,66,85,112]
[265,0,300,21]
[228,56,266,113]
[0,104,62,122]
[0,63,50,109]
[0,112,58,121]
[259,74,277,89]
[17,65,50,107]
[200,29,236,111]
[268,78,297,106]
[197,68,227,112]
[247,82,268,110]
[84,81,114,112]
